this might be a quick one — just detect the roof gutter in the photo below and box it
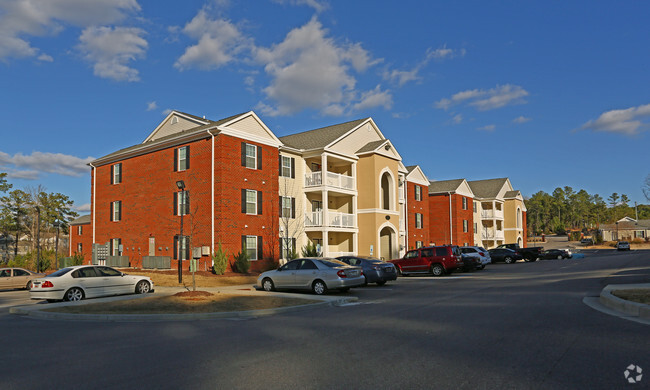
[207,128,215,265]
[448,191,453,245]
[89,162,96,244]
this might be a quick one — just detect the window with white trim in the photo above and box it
[462,197,468,210]
[245,235,258,260]
[175,146,189,171]
[415,185,422,201]
[473,201,477,212]
[416,241,423,248]
[111,163,122,184]
[463,219,468,233]
[415,213,423,229]
[281,237,296,260]
[77,243,82,253]
[111,238,121,256]
[78,225,83,235]
[245,190,257,214]
[111,201,121,222]
[176,190,189,216]
[245,144,256,169]
[281,196,294,219]
[474,222,477,234]
[281,156,294,178]
[174,235,189,260]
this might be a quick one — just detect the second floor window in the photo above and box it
[281,196,295,218]
[463,219,468,233]
[280,155,295,178]
[111,163,122,184]
[242,142,262,169]
[174,191,190,216]
[77,225,83,235]
[473,201,477,212]
[462,197,468,210]
[242,189,262,215]
[415,185,422,201]
[415,213,423,229]
[174,146,190,171]
[111,201,121,222]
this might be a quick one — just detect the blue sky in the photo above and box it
[1,0,649,213]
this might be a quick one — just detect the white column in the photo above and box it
[322,230,329,256]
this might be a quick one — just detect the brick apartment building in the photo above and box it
[405,166,430,250]
[427,179,475,247]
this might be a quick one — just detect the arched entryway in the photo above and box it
[379,170,394,211]
[517,236,522,247]
[379,225,396,261]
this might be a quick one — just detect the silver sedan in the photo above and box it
[257,257,364,295]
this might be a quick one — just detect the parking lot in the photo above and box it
[2,250,649,389]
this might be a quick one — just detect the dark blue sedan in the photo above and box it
[336,256,397,286]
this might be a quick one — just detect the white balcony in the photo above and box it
[328,251,355,257]
[305,171,355,191]
[305,211,355,228]
[482,231,505,240]
[481,209,504,219]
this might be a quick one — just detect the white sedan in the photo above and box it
[30,265,154,302]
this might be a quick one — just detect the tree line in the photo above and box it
[526,185,650,235]
[0,172,78,269]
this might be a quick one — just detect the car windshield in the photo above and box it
[47,268,72,277]
[318,259,349,267]
[367,259,384,264]
[452,246,461,256]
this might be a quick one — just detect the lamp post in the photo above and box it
[53,219,61,270]
[35,205,41,273]
[176,180,185,284]
[615,221,619,241]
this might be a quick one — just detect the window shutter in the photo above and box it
[173,235,178,260]
[279,197,283,217]
[280,239,284,260]
[110,165,114,185]
[185,191,190,215]
[184,237,190,261]
[173,148,178,172]
[257,146,262,170]
[279,155,282,176]
[185,146,190,170]
[291,197,295,219]
[290,157,295,178]
[241,235,246,253]
[257,191,263,215]
[241,142,246,166]
[257,236,263,260]
[118,201,122,221]
[119,163,122,183]
[241,189,246,213]
[292,238,296,254]
[110,202,113,222]
[173,192,178,216]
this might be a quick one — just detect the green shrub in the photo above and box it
[212,242,228,275]
[231,251,250,274]
[301,241,322,257]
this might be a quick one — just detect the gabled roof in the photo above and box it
[601,219,650,230]
[92,111,250,165]
[405,165,429,186]
[504,190,521,198]
[70,215,91,225]
[356,140,387,154]
[429,179,466,193]
[279,118,368,150]
[467,178,510,199]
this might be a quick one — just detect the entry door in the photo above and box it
[149,237,155,256]
[312,201,323,226]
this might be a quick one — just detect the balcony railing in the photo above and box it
[328,251,355,257]
[305,211,355,228]
[482,231,505,240]
[305,171,355,191]
[481,209,504,219]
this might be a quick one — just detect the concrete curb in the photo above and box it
[599,284,650,320]
[9,285,359,322]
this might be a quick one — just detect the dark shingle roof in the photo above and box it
[70,215,91,225]
[279,118,368,150]
[92,111,248,165]
[405,165,418,174]
[428,179,465,193]
[601,219,650,230]
[467,178,509,198]
[504,190,520,198]
[356,140,386,154]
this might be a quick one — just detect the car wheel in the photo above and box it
[64,287,84,302]
[556,255,563,260]
[135,280,151,294]
[431,264,445,276]
[262,278,275,292]
[504,256,514,264]
[376,281,387,286]
[26,280,33,290]
[312,280,327,295]
[396,267,403,277]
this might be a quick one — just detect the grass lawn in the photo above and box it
[45,291,320,314]
[118,269,259,288]
[612,289,650,305]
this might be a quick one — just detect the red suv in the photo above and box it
[389,245,463,276]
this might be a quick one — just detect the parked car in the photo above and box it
[460,254,481,272]
[389,245,463,276]
[336,256,397,286]
[616,241,631,251]
[580,238,594,246]
[0,268,45,290]
[460,246,491,270]
[495,243,543,261]
[30,265,154,302]
[257,258,364,295]
[487,248,523,264]
[538,249,572,260]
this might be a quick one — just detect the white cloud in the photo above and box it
[452,114,463,124]
[0,0,140,61]
[37,53,53,62]
[477,124,496,131]
[384,45,465,87]
[77,26,147,82]
[0,151,94,179]
[353,85,393,112]
[75,203,91,212]
[255,17,380,116]
[146,101,157,111]
[272,0,329,13]
[512,115,531,124]
[162,108,172,116]
[581,103,650,135]
[435,84,529,111]
[174,10,248,70]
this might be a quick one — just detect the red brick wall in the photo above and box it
[428,193,474,246]
[522,211,527,248]
[92,134,279,273]
[406,181,429,250]
[69,222,92,263]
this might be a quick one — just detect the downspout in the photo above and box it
[208,129,215,267]
[448,191,453,245]
[89,162,96,244]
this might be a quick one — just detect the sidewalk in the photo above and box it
[583,283,650,325]
[9,285,358,322]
